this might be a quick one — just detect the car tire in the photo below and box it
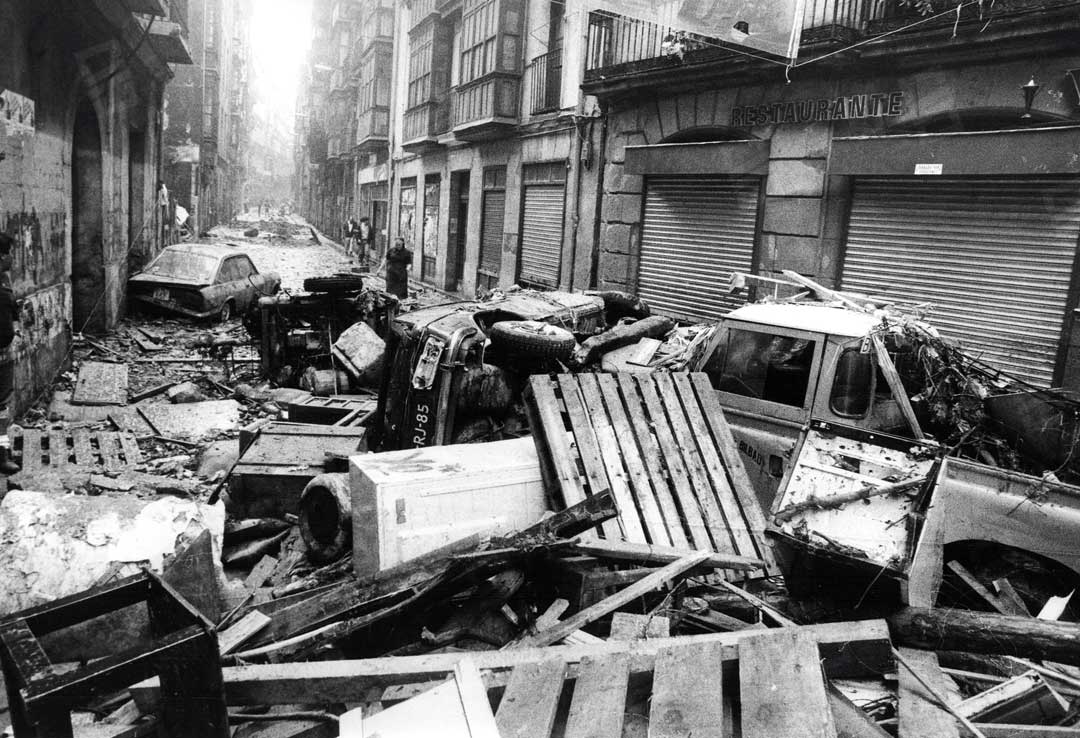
[488,320,577,360]
[218,300,234,323]
[303,274,365,293]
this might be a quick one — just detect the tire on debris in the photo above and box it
[303,274,365,293]
[298,473,352,563]
[488,320,577,361]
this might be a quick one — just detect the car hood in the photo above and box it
[129,273,208,289]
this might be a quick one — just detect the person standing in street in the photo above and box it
[344,217,358,259]
[156,180,169,246]
[357,216,373,266]
[0,235,19,474]
[385,237,412,300]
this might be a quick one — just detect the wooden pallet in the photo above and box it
[287,394,377,426]
[526,373,777,575]
[12,429,143,471]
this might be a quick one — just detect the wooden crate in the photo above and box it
[12,429,142,471]
[526,373,777,575]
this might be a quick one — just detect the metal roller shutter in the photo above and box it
[842,177,1080,387]
[639,176,761,322]
[519,184,565,288]
[479,190,505,275]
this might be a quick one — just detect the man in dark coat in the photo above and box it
[385,237,412,299]
[0,234,19,473]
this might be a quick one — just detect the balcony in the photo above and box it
[452,75,520,140]
[402,102,450,151]
[355,107,390,153]
[411,0,439,29]
[526,47,561,116]
[585,0,1080,92]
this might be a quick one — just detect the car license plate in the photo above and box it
[153,288,170,302]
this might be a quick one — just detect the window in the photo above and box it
[830,348,873,417]
[407,25,434,109]
[460,0,497,85]
[716,329,816,408]
[234,256,256,278]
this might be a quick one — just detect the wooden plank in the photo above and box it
[740,629,837,738]
[708,578,797,627]
[522,551,712,648]
[652,373,737,555]
[494,659,566,738]
[129,619,894,711]
[871,334,924,440]
[576,374,647,544]
[613,376,686,548]
[632,374,712,549]
[454,659,502,738]
[72,427,96,466]
[72,361,129,405]
[689,373,779,573]
[897,647,961,738]
[975,726,1080,738]
[570,538,763,571]
[557,374,620,539]
[610,612,670,640]
[219,611,272,656]
[47,430,70,466]
[528,376,589,508]
[244,555,279,589]
[671,373,760,558]
[20,430,42,471]
[594,374,672,546]
[97,432,123,471]
[650,641,726,738]
[118,432,143,466]
[564,653,629,738]
[827,681,892,738]
[992,578,1031,617]
[947,561,1020,616]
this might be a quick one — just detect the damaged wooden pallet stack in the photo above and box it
[525,372,777,575]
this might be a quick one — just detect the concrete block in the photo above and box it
[676,93,698,131]
[772,235,823,276]
[610,131,647,165]
[766,159,826,197]
[642,107,664,145]
[696,90,719,128]
[605,193,644,225]
[600,222,634,255]
[604,163,643,195]
[599,249,632,284]
[350,437,549,577]
[763,197,823,237]
[658,100,679,142]
[770,123,832,159]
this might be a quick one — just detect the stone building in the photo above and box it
[0,0,190,415]
[163,0,252,236]
[585,0,1080,389]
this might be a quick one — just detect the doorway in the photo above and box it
[448,170,470,292]
[128,128,146,273]
[72,98,105,334]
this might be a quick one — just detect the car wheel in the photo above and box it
[488,320,577,361]
[218,301,234,323]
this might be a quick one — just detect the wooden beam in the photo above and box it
[872,334,925,440]
[568,538,765,572]
[130,621,893,710]
[897,647,960,738]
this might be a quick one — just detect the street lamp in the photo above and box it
[1021,77,1040,119]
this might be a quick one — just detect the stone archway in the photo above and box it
[71,97,105,334]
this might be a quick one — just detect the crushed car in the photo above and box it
[129,243,280,322]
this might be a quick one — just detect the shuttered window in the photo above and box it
[842,177,1080,387]
[518,162,566,289]
[638,176,761,322]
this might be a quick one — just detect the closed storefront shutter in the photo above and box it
[842,177,1080,386]
[519,184,565,288]
[480,190,505,275]
[639,176,761,322]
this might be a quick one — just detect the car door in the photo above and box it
[230,255,260,309]
[213,257,244,309]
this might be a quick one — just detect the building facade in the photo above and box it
[163,0,252,236]
[0,0,190,415]
[585,0,1080,390]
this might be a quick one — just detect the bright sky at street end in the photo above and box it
[248,0,314,131]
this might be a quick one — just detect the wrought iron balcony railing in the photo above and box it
[526,47,562,115]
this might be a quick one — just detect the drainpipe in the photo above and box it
[589,110,607,289]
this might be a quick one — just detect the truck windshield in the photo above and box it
[716,329,816,407]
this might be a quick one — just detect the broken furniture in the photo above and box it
[0,570,228,738]
[9,428,142,471]
[349,436,549,578]
[525,372,776,574]
[228,421,367,518]
[287,394,377,426]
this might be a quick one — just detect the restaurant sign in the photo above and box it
[731,91,905,126]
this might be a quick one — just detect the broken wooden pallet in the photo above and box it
[526,372,777,575]
[12,429,142,471]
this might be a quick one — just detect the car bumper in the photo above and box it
[130,294,216,319]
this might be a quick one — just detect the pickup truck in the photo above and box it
[703,300,1080,607]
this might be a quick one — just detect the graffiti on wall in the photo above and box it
[0,90,36,135]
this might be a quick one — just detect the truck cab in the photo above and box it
[705,303,913,511]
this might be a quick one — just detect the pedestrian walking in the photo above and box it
[343,217,357,258]
[385,237,412,300]
[156,180,169,245]
[0,235,19,474]
[357,216,373,266]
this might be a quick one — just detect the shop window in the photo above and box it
[830,348,873,417]
[716,329,816,408]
